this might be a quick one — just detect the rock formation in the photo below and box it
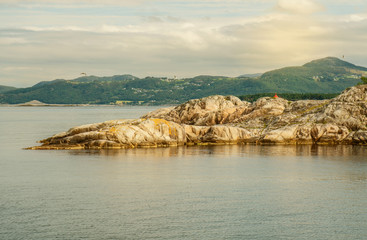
[29,84,367,149]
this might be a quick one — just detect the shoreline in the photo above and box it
[27,140,367,150]
[27,85,367,150]
[0,104,172,107]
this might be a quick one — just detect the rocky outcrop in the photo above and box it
[142,95,251,126]
[29,118,254,149]
[29,85,367,149]
[31,119,185,149]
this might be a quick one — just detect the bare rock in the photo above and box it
[200,125,253,144]
[352,130,367,144]
[334,84,367,102]
[318,85,367,130]
[29,118,254,149]
[310,124,350,144]
[287,100,328,113]
[261,125,299,144]
[142,95,251,125]
[29,84,367,149]
[142,106,175,119]
[33,119,187,149]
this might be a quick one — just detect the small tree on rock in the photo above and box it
[361,76,367,84]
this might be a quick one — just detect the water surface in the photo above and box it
[1,106,367,239]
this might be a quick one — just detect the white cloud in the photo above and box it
[276,0,324,14]
[0,37,28,44]
[23,26,88,32]
[0,0,144,5]
[3,66,43,71]
[1,0,367,87]
[340,14,367,22]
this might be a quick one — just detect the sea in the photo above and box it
[1,106,367,240]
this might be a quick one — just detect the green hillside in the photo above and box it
[0,76,263,104]
[0,85,17,94]
[0,57,366,105]
[258,57,367,93]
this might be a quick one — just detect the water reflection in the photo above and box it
[3,106,367,240]
[67,144,367,159]
[66,144,367,185]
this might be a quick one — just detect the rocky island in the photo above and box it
[28,84,367,150]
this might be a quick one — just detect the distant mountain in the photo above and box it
[238,73,263,78]
[0,85,17,93]
[32,79,66,88]
[258,57,367,93]
[32,74,138,87]
[71,74,138,83]
[0,57,366,105]
[303,57,366,69]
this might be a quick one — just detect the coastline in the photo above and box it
[28,84,367,149]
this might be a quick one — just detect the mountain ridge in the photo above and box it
[303,57,367,70]
[1,57,366,105]
[0,85,17,94]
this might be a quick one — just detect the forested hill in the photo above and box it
[1,57,366,105]
[0,85,17,94]
[259,57,367,93]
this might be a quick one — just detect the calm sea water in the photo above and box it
[1,106,367,240]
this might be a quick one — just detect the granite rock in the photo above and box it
[29,85,367,149]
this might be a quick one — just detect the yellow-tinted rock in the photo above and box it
[29,85,367,149]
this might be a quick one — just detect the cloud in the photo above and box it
[1,0,367,87]
[3,66,43,71]
[276,0,324,14]
[0,37,28,44]
[2,12,367,87]
[0,0,144,5]
[340,14,367,22]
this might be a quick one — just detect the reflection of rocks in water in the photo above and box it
[67,145,252,158]
[29,85,367,150]
[68,147,186,158]
[254,144,367,157]
[66,145,367,159]
[310,144,367,158]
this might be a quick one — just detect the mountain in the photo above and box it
[0,85,17,94]
[0,57,366,105]
[238,73,263,78]
[31,74,138,87]
[71,74,138,83]
[258,57,367,93]
[32,79,66,88]
[303,57,366,69]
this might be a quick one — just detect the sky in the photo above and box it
[1,0,367,87]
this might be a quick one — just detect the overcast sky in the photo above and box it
[1,0,367,87]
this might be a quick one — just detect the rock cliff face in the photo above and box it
[29,85,367,149]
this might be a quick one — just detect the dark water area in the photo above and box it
[1,106,367,239]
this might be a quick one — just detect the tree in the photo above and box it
[361,76,367,84]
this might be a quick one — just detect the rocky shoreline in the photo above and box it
[28,85,367,150]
